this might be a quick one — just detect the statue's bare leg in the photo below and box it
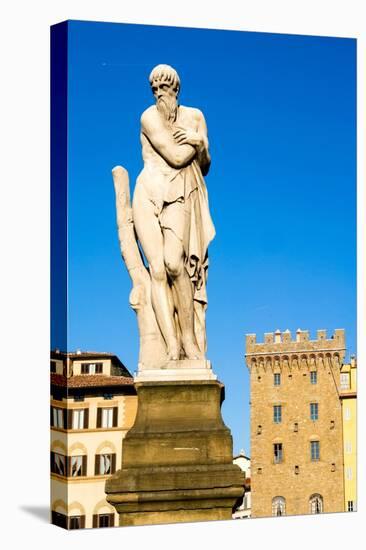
[163,228,202,360]
[132,185,179,360]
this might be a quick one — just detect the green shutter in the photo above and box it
[67,409,73,430]
[109,513,115,527]
[84,408,89,429]
[95,454,100,475]
[97,408,102,428]
[82,455,87,476]
[93,514,98,528]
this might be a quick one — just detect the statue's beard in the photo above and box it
[157,95,178,123]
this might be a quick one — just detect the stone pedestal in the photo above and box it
[105,378,245,527]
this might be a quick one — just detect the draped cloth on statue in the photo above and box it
[159,159,216,352]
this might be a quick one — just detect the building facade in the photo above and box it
[246,328,345,518]
[340,356,357,512]
[232,451,251,518]
[50,350,137,529]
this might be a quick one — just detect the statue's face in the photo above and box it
[151,80,177,102]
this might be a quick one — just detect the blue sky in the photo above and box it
[57,20,356,455]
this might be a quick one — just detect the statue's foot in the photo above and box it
[167,342,180,361]
[182,339,203,360]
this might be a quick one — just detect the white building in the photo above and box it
[232,450,251,519]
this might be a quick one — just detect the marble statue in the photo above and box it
[112,64,215,371]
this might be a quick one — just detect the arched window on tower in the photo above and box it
[272,496,286,516]
[309,494,323,514]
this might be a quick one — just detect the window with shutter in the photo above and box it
[51,452,66,476]
[98,514,111,528]
[69,456,84,477]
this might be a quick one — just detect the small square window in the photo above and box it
[310,441,320,461]
[274,373,281,386]
[310,371,317,384]
[273,405,282,423]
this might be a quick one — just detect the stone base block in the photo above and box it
[105,379,245,527]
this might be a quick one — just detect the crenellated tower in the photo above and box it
[246,328,345,518]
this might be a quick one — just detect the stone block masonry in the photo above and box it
[246,329,345,518]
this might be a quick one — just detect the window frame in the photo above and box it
[68,515,85,529]
[274,373,281,386]
[309,494,323,514]
[310,402,319,421]
[340,372,350,390]
[51,451,67,476]
[310,440,320,461]
[310,371,317,384]
[71,408,89,430]
[272,496,286,517]
[273,405,282,423]
[51,407,65,429]
[273,443,283,464]
[97,406,118,428]
[95,453,117,476]
[81,362,103,374]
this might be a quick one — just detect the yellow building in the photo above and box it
[340,356,357,512]
[50,350,137,529]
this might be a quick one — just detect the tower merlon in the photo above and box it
[245,328,346,359]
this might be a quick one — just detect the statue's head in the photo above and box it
[149,64,180,97]
[149,65,180,123]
